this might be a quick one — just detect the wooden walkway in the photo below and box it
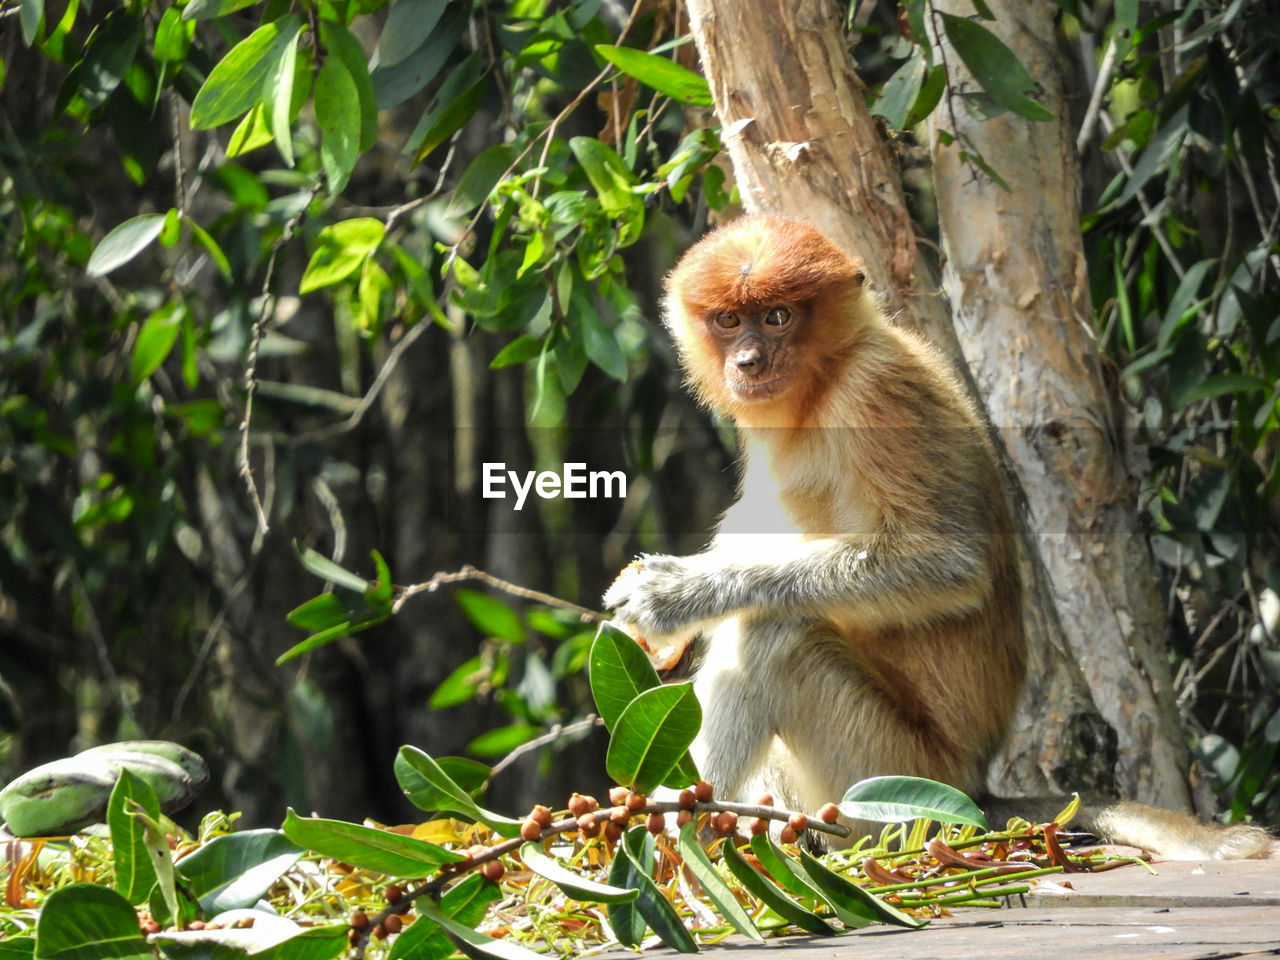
[642,860,1280,959]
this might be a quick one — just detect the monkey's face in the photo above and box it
[705,304,803,402]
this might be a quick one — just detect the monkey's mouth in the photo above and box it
[728,377,788,400]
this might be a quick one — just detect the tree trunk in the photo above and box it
[926,0,1189,809]
[681,0,1189,807]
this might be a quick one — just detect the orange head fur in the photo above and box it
[663,215,872,424]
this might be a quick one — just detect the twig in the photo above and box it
[238,178,326,535]
[1076,36,1117,154]
[393,564,606,621]
[488,715,605,779]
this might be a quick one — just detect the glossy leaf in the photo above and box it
[282,809,464,877]
[676,822,763,941]
[455,588,525,641]
[605,681,701,793]
[569,136,636,217]
[416,898,545,960]
[319,21,378,152]
[107,771,159,905]
[394,745,522,837]
[371,4,468,109]
[720,836,835,936]
[940,13,1053,122]
[80,12,142,109]
[375,0,449,68]
[33,885,151,960]
[190,15,304,130]
[262,24,301,166]
[314,53,361,194]
[748,834,873,928]
[405,52,488,160]
[518,841,638,904]
[467,723,540,758]
[299,218,385,293]
[593,45,712,106]
[588,623,661,731]
[177,829,304,913]
[86,213,166,277]
[839,775,988,828]
[131,304,184,382]
[388,873,500,960]
[797,849,926,928]
[614,827,698,952]
[182,0,260,20]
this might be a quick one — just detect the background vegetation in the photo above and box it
[0,0,1276,836]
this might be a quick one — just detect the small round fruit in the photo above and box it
[578,814,601,838]
[755,793,774,807]
[817,803,840,824]
[693,780,714,802]
[713,811,738,835]
[384,915,403,935]
[568,793,598,816]
[520,819,543,842]
[603,821,623,843]
[626,791,647,813]
[482,859,506,882]
[609,786,629,805]
[349,910,370,931]
[530,804,553,827]
[788,813,810,834]
[676,809,693,828]
[647,812,665,835]
[677,788,697,809]
[779,825,798,844]
[749,817,768,836]
[385,884,404,904]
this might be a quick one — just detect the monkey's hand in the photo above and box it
[603,554,705,637]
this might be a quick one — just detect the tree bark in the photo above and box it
[681,0,1189,807]
[927,0,1189,809]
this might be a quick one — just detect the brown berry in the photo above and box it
[568,793,596,816]
[520,819,543,842]
[779,825,798,844]
[578,814,601,838]
[693,780,714,802]
[187,921,206,931]
[610,806,632,826]
[817,803,840,824]
[384,914,403,935]
[385,884,404,904]
[349,910,370,931]
[677,788,697,809]
[713,811,738,835]
[530,804,554,827]
[482,859,505,882]
[750,817,769,835]
[468,844,489,861]
[372,924,388,940]
[140,919,161,935]
[646,812,665,835]
[788,813,810,834]
[603,820,623,843]
[755,793,775,807]
[609,786,630,805]
[626,791,648,813]
[676,808,693,827]
[236,917,255,929]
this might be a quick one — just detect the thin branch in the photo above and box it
[393,564,605,621]
[1076,36,1117,154]
[488,715,605,779]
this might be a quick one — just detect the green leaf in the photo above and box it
[177,829,304,913]
[80,12,142,109]
[371,4,468,110]
[448,144,516,216]
[282,809,464,877]
[126,803,182,929]
[107,771,160,904]
[839,775,988,828]
[588,623,661,731]
[190,15,304,129]
[313,54,361,195]
[568,136,636,217]
[320,21,378,152]
[299,218,385,293]
[489,335,544,369]
[797,849,926,927]
[605,681,701,793]
[720,836,835,936]
[606,833,649,946]
[1176,373,1271,406]
[19,0,43,46]
[182,0,261,20]
[262,22,301,166]
[429,654,485,709]
[131,303,184,383]
[577,292,627,381]
[375,0,449,68]
[184,217,233,281]
[293,541,371,591]
[33,885,151,960]
[593,45,711,106]
[388,873,500,960]
[1116,105,1188,206]
[415,898,546,960]
[467,723,539,758]
[394,745,522,837]
[748,834,875,928]
[151,918,349,960]
[675,822,763,941]
[614,827,698,952]
[873,51,925,130]
[86,213,166,277]
[939,13,1053,122]
[519,841,639,904]
[405,51,487,161]
[455,588,525,641]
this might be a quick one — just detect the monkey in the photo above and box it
[604,214,1273,860]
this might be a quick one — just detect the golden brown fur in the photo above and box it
[605,215,1272,859]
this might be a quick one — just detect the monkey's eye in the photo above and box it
[713,312,740,329]
[765,306,791,326]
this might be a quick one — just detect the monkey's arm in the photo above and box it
[603,531,991,636]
